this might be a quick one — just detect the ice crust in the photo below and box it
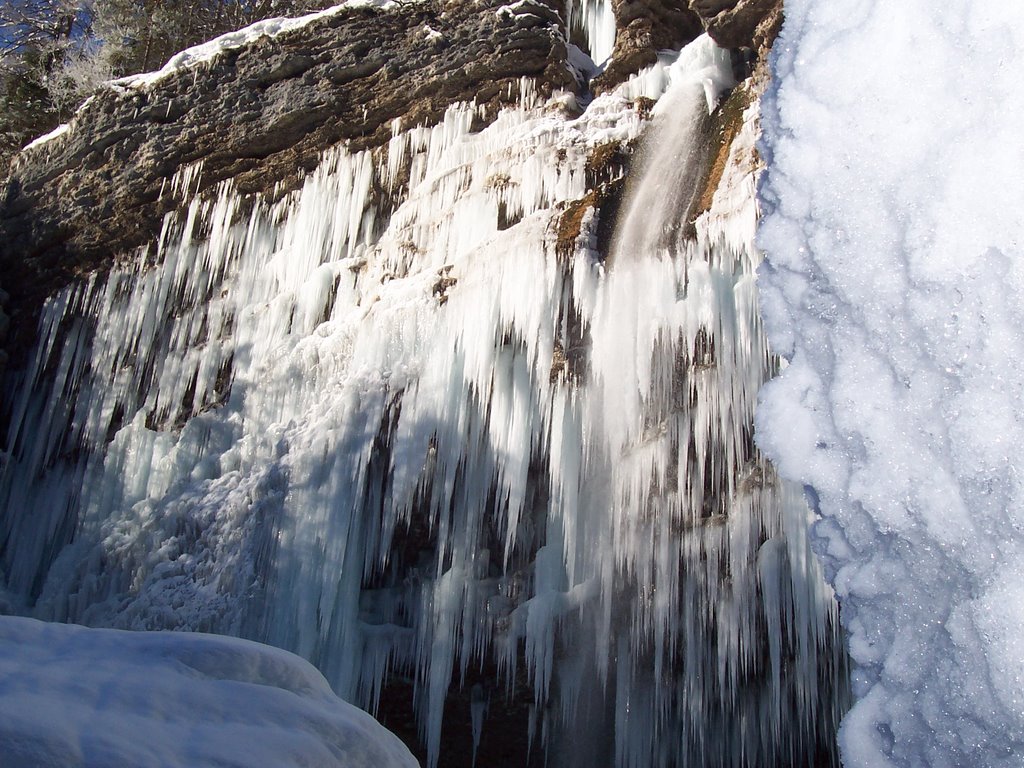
[757,1,1024,765]
[3,31,841,768]
[0,615,417,767]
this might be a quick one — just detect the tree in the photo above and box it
[0,1,96,168]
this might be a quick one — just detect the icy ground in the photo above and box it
[757,1,1024,766]
[0,615,417,767]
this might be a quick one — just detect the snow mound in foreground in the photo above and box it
[0,616,417,768]
[757,1,1024,765]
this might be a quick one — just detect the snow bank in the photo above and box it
[757,1,1024,765]
[0,616,417,768]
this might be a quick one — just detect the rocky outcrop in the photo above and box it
[591,0,782,92]
[0,0,574,355]
[688,0,782,52]
[593,0,704,91]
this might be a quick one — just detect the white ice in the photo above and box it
[757,1,1024,765]
[567,0,616,66]
[0,615,417,767]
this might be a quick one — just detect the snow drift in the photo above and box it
[0,615,417,767]
[757,1,1024,765]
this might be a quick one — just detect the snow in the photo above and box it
[757,1,1024,765]
[0,615,417,767]
[21,123,70,153]
[3,33,842,768]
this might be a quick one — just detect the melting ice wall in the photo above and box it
[758,1,1024,766]
[1,32,843,768]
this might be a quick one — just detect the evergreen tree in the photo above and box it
[0,0,93,168]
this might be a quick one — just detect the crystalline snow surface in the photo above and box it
[757,1,1024,766]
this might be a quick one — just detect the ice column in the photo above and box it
[568,0,616,65]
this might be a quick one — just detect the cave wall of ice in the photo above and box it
[1,7,845,766]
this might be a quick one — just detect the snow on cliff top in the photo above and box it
[0,616,417,767]
[114,0,413,90]
[757,1,1024,766]
[22,0,415,151]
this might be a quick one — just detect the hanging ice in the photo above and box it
[0,35,845,767]
[567,0,616,66]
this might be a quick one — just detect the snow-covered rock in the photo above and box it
[0,615,417,768]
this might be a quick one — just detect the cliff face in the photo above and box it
[0,2,820,767]
[0,0,780,341]
[1,0,574,353]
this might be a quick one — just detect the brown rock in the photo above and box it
[688,0,781,50]
[0,0,574,356]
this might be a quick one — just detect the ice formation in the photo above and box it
[757,1,1024,766]
[0,615,417,767]
[567,0,616,66]
[2,21,843,768]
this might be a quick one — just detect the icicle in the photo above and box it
[470,683,488,767]
[567,0,616,67]
[1,35,843,768]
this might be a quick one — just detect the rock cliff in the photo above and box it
[0,2,807,766]
[0,0,575,355]
[0,0,780,359]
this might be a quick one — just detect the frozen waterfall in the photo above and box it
[0,33,846,768]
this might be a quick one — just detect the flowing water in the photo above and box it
[0,22,846,768]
